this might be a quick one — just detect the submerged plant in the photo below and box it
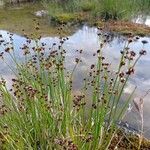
[0,26,147,149]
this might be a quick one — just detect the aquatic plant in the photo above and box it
[0,25,147,149]
[43,0,150,23]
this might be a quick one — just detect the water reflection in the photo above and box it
[133,15,150,27]
[0,26,150,138]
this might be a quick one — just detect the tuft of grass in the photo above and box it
[79,0,96,12]
[43,0,150,23]
[93,0,141,20]
[0,25,147,149]
[51,13,77,24]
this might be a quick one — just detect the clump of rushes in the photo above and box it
[0,26,147,149]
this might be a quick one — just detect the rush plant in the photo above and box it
[0,26,147,149]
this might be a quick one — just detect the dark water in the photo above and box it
[0,26,150,138]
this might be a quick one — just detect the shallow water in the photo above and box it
[0,26,150,138]
[133,15,150,27]
[0,2,64,36]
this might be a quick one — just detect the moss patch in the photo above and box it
[51,13,77,24]
[50,12,89,25]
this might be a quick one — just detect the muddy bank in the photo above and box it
[95,20,150,36]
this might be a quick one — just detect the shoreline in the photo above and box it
[0,2,150,37]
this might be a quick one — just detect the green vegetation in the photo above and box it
[43,0,150,22]
[0,27,147,149]
[0,0,149,149]
[2,0,41,5]
[51,13,77,24]
[0,1,150,36]
[41,0,150,36]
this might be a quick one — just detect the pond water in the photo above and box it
[0,26,150,138]
[132,15,150,27]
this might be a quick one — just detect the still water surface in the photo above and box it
[133,15,150,27]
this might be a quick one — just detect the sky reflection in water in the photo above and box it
[132,15,150,27]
